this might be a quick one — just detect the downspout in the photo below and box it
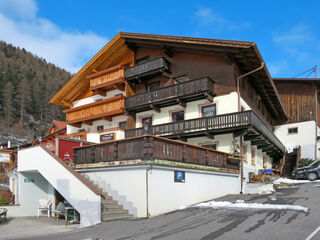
[236,62,265,194]
[315,89,320,160]
[146,165,152,218]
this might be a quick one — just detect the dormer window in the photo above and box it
[288,127,298,134]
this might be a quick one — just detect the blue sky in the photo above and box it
[0,0,319,77]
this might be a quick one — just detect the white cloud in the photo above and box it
[0,0,108,73]
[194,7,250,33]
[268,60,288,76]
[273,23,315,62]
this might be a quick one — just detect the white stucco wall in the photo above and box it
[274,121,317,159]
[79,167,147,218]
[18,146,101,228]
[5,172,55,218]
[79,165,240,218]
[147,166,240,216]
[135,92,242,128]
[72,90,125,108]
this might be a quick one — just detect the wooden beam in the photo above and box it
[61,100,73,107]
[205,132,215,139]
[83,120,93,126]
[177,99,186,108]
[94,89,106,96]
[162,46,174,58]
[251,140,266,145]
[104,116,112,122]
[244,134,259,141]
[151,105,160,113]
[69,122,81,128]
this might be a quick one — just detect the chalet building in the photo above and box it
[10,33,287,228]
[273,78,320,160]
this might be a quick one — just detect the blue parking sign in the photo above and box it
[174,171,185,183]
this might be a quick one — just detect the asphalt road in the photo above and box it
[5,182,320,240]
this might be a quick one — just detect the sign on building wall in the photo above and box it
[24,178,35,183]
[0,153,10,163]
[100,133,115,142]
[174,171,185,183]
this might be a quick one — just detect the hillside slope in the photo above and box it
[0,41,72,146]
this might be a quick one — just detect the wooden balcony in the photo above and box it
[63,95,125,126]
[125,111,286,159]
[125,57,170,82]
[73,135,240,171]
[87,65,125,95]
[125,77,215,113]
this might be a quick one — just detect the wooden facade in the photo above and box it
[274,78,320,125]
[73,135,240,171]
[63,95,125,126]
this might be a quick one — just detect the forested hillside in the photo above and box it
[0,41,72,144]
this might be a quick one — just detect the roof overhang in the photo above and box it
[50,32,287,121]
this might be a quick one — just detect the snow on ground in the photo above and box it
[273,178,320,184]
[193,200,309,212]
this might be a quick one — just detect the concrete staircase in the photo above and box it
[82,174,133,221]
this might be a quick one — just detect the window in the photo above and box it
[288,127,298,134]
[119,121,127,129]
[142,117,152,127]
[202,105,216,117]
[172,111,184,122]
[97,125,104,131]
[251,148,256,165]
[201,144,217,151]
[148,81,160,91]
[78,129,85,132]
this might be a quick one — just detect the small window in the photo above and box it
[78,129,85,132]
[142,117,152,127]
[172,111,184,122]
[288,127,298,134]
[119,121,127,129]
[97,125,104,131]
[148,81,160,91]
[201,144,217,151]
[202,105,216,117]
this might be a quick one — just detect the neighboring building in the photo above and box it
[32,120,67,153]
[273,78,320,160]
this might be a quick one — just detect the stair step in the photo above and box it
[102,203,123,209]
[101,212,132,221]
[102,208,128,214]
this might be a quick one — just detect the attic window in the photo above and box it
[288,127,298,134]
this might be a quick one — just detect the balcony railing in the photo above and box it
[125,111,286,153]
[63,95,125,125]
[125,77,214,112]
[88,65,125,92]
[125,57,170,81]
[73,135,240,171]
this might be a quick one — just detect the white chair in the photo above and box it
[37,199,52,217]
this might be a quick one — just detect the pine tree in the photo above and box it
[3,81,14,129]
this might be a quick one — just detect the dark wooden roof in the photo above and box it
[273,78,320,86]
[120,32,287,120]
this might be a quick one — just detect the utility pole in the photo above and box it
[315,65,317,78]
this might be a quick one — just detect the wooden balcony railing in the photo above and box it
[125,57,170,81]
[73,135,240,170]
[125,77,214,112]
[87,65,125,92]
[63,95,125,126]
[125,111,286,153]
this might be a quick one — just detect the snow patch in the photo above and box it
[273,178,320,184]
[193,200,309,212]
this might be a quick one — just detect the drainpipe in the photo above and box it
[315,89,320,160]
[146,165,152,218]
[236,62,265,194]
